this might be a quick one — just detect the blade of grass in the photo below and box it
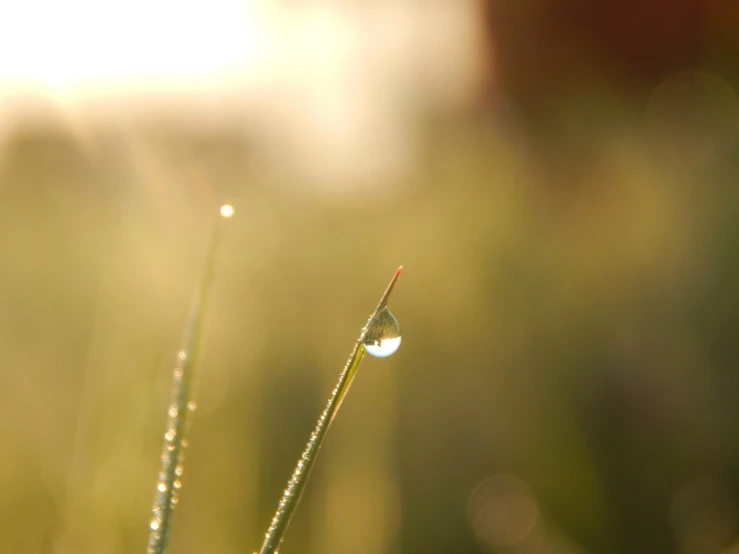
[258,266,403,554]
[146,205,232,554]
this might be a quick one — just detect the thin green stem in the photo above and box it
[258,266,403,554]
[146,210,227,554]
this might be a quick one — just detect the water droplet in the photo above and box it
[364,307,401,358]
[187,401,197,412]
[157,482,167,492]
[164,429,176,441]
[150,518,161,530]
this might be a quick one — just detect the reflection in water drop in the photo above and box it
[365,336,401,358]
[363,307,401,358]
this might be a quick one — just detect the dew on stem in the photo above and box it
[145,205,232,554]
[258,266,404,554]
[364,307,401,358]
[220,204,235,218]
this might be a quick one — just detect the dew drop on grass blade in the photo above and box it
[258,266,404,554]
[146,205,233,554]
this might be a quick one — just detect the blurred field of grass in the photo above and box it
[2,2,739,554]
[0,98,737,554]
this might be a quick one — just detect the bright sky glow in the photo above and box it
[0,1,267,91]
[0,2,481,189]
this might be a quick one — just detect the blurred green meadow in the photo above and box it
[2,2,739,554]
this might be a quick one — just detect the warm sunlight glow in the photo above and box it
[0,1,267,92]
[0,2,481,190]
[220,205,234,218]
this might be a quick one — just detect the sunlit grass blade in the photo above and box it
[146,205,233,554]
[258,266,403,554]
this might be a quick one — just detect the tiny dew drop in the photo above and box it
[364,307,401,358]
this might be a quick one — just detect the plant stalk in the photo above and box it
[146,211,226,554]
[258,266,403,554]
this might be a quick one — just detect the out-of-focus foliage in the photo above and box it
[1,2,739,554]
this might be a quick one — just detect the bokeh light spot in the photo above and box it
[647,71,739,168]
[671,478,738,552]
[467,474,539,547]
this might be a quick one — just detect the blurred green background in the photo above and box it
[2,2,739,554]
